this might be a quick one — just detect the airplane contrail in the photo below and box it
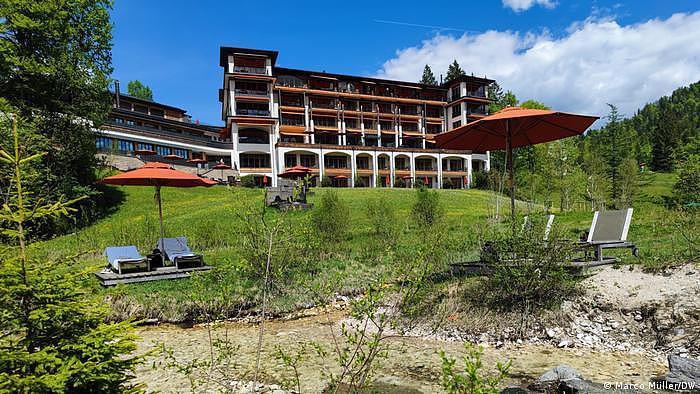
[373,19,480,34]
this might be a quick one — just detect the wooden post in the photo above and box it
[506,119,515,224]
[156,185,165,250]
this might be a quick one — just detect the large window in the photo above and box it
[156,145,171,156]
[174,148,189,159]
[117,140,133,152]
[451,104,461,118]
[356,156,370,169]
[280,93,303,107]
[346,134,361,146]
[402,138,422,148]
[395,157,409,170]
[240,153,270,168]
[96,137,112,150]
[281,114,304,126]
[280,134,304,143]
[324,155,348,169]
[316,133,338,145]
[451,85,461,100]
[452,120,462,129]
[285,155,297,168]
[416,158,435,171]
[150,108,164,117]
[137,143,153,151]
[236,102,270,116]
[300,154,316,168]
[314,117,337,128]
[426,123,442,134]
[238,128,269,144]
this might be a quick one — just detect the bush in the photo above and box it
[240,174,256,188]
[442,178,454,189]
[366,198,396,238]
[394,177,406,188]
[411,187,443,227]
[473,170,489,189]
[312,191,349,242]
[479,227,579,312]
[354,176,366,187]
[320,175,333,187]
[673,155,700,206]
[440,343,511,394]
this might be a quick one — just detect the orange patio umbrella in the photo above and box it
[212,160,231,179]
[100,162,217,244]
[163,154,183,160]
[278,165,312,178]
[435,107,598,220]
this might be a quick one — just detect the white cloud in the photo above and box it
[375,12,700,122]
[503,0,556,12]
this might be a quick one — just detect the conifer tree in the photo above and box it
[419,65,438,85]
[127,80,154,101]
[0,114,143,393]
[444,60,466,83]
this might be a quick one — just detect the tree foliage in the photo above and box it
[127,80,153,101]
[0,0,115,236]
[445,60,466,83]
[419,65,438,85]
[0,115,142,393]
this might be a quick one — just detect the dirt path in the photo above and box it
[134,307,666,393]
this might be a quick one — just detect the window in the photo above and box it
[381,136,396,148]
[377,156,389,170]
[119,101,131,110]
[96,137,112,150]
[377,103,392,113]
[236,102,270,116]
[451,104,461,118]
[451,86,461,100]
[346,134,361,146]
[240,153,270,168]
[324,156,348,169]
[150,108,164,117]
[356,156,370,169]
[280,134,304,143]
[416,158,434,171]
[425,106,441,118]
[156,146,171,156]
[341,100,357,111]
[126,119,135,126]
[401,122,418,132]
[379,120,392,131]
[344,118,358,129]
[280,93,303,107]
[133,104,148,113]
[113,117,124,124]
[285,155,297,168]
[401,138,422,148]
[174,149,189,159]
[316,133,338,145]
[313,117,337,128]
[426,123,442,134]
[452,120,462,129]
[395,157,409,170]
[281,114,304,126]
[117,140,133,152]
[137,143,153,151]
[364,135,378,147]
[300,155,316,168]
[238,128,269,144]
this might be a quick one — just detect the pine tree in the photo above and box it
[127,80,154,101]
[0,114,143,393]
[444,60,466,83]
[419,65,438,85]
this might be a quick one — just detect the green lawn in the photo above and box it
[30,174,696,321]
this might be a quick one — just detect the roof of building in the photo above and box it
[273,67,451,90]
[114,92,188,113]
[219,46,279,67]
[441,74,495,87]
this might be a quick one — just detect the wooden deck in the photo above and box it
[95,265,212,286]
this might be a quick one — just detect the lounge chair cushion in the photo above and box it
[104,246,146,272]
[158,237,202,264]
[588,208,633,243]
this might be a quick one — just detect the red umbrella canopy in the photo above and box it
[187,158,207,164]
[288,165,312,173]
[212,162,231,170]
[435,107,598,151]
[334,175,349,179]
[134,149,156,156]
[100,162,217,187]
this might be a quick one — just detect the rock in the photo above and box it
[652,355,700,391]
[546,328,557,339]
[558,340,572,348]
[500,387,531,394]
[529,365,644,393]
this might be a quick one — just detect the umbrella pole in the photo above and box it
[506,120,515,224]
[156,185,165,249]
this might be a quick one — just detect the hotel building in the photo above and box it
[98,47,494,187]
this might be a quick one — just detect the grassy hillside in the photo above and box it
[30,175,696,321]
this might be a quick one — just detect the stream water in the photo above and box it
[134,308,666,393]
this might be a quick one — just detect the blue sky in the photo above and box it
[111,0,700,125]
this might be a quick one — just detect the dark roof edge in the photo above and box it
[273,67,451,90]
[219,46,279,67]
[112,91,188,113]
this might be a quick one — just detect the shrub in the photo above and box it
[354,175,366,187]
[473,170,489,189]
[312,191,349,242]
[320,175,333,187]
[673,155,700,206]
[240,174,256,188]
[442,178,454,189]
[440,343,511,394]
[411,187,443,228]
[394,177,406,188]
[366,198,397,239]
[479,226,579,312]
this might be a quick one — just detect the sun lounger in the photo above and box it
[579,208,638,262]
[158,237,203,269]
[104,246,149,274]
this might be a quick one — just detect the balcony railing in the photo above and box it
[233,65,267,75]
[237,109,271,117]
[103,119,230,149]
[235,89,269,97]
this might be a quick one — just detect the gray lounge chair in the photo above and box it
[158,237,203,268]
[580,208,638,262]
[104,246,149,274]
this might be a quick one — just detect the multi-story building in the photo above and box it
[220,47,492,188]
[97,46,494,188]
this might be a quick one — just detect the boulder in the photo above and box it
[529,365,645,393]
[652,355,700,392]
